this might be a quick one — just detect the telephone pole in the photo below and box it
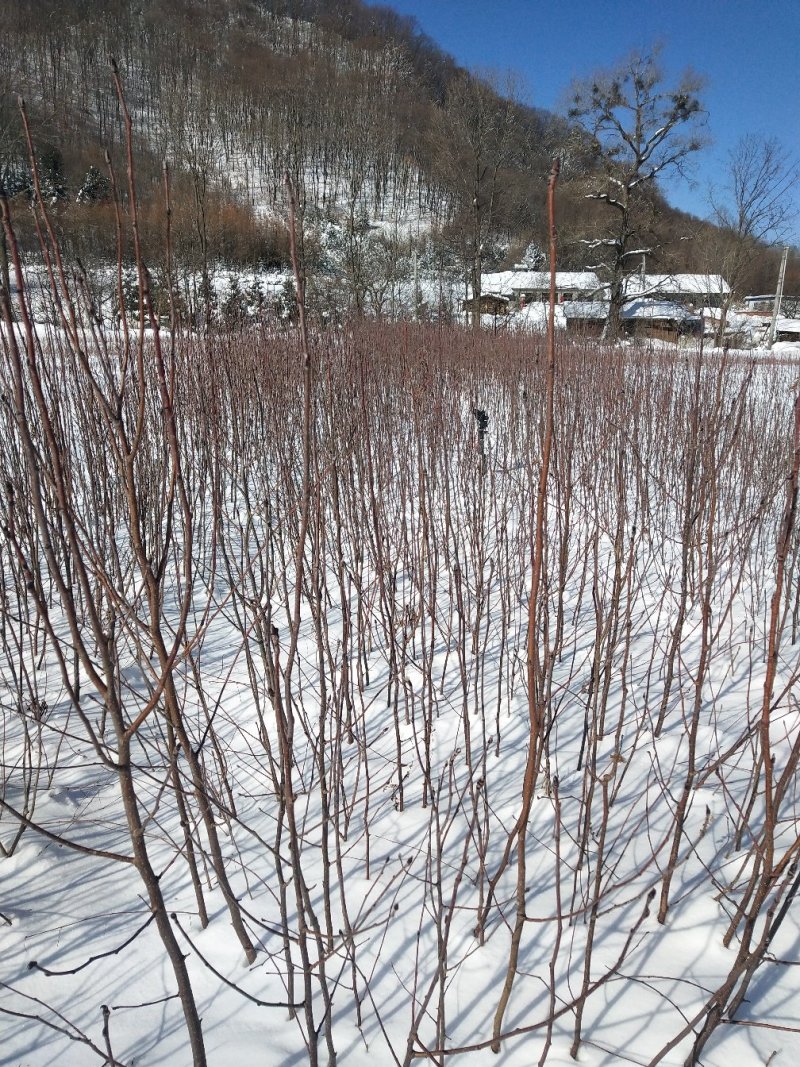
[768,245,789,348]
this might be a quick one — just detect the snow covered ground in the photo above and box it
[2,315,800,1067]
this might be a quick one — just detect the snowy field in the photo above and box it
[2,315,800,1067]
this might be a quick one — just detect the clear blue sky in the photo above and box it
[373,0,800,240]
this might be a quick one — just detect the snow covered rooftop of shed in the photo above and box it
[622,299,702,322]
[623,299,703,322]
[479,271,519,297]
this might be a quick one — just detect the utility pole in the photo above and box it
[768,245,789,348]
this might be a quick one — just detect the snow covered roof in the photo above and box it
[775,317,800,336]
[476,270,728,302]
[562,301,609,320]
[622,299,701,322]
[510,271,602,292]
[475,270,603,298]
[479,271,519,298]
[624,273,730,297]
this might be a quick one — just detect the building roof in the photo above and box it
[473,270,603,299]
[622,299,702,322]
[479,271,519,298]
[510,270,602,293]
[477,270,729,302]
[624,273,730,298]
[562,301,610,320]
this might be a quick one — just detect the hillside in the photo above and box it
[0,0,795,318]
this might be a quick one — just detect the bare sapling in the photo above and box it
[0,116,210,1067]
[489,157,559,1052]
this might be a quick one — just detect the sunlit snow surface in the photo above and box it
[2,318,800,1067]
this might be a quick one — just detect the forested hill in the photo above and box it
[0,0,789,302]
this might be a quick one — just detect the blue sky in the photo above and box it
[376,0,800,239]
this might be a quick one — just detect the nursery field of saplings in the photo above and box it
[2,268,800,1067]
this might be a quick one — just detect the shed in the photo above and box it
[775,317,800,342]
[563,301,609,336]
[461,292,511,317]
[622,299,702,341]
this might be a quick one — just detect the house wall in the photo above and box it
[462,296,509,316]
[566,320,605,337]
[517,290,594,305]
[625,321,701,342]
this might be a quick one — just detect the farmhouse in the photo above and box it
[470,270,603,308]
[471,268,731,337]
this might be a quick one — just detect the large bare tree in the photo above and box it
[569,51,705,337]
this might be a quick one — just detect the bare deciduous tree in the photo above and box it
[709,134,799,343]
[433,71,523,328]
[568,50,705,337]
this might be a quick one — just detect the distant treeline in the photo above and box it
[0,0,794,301]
